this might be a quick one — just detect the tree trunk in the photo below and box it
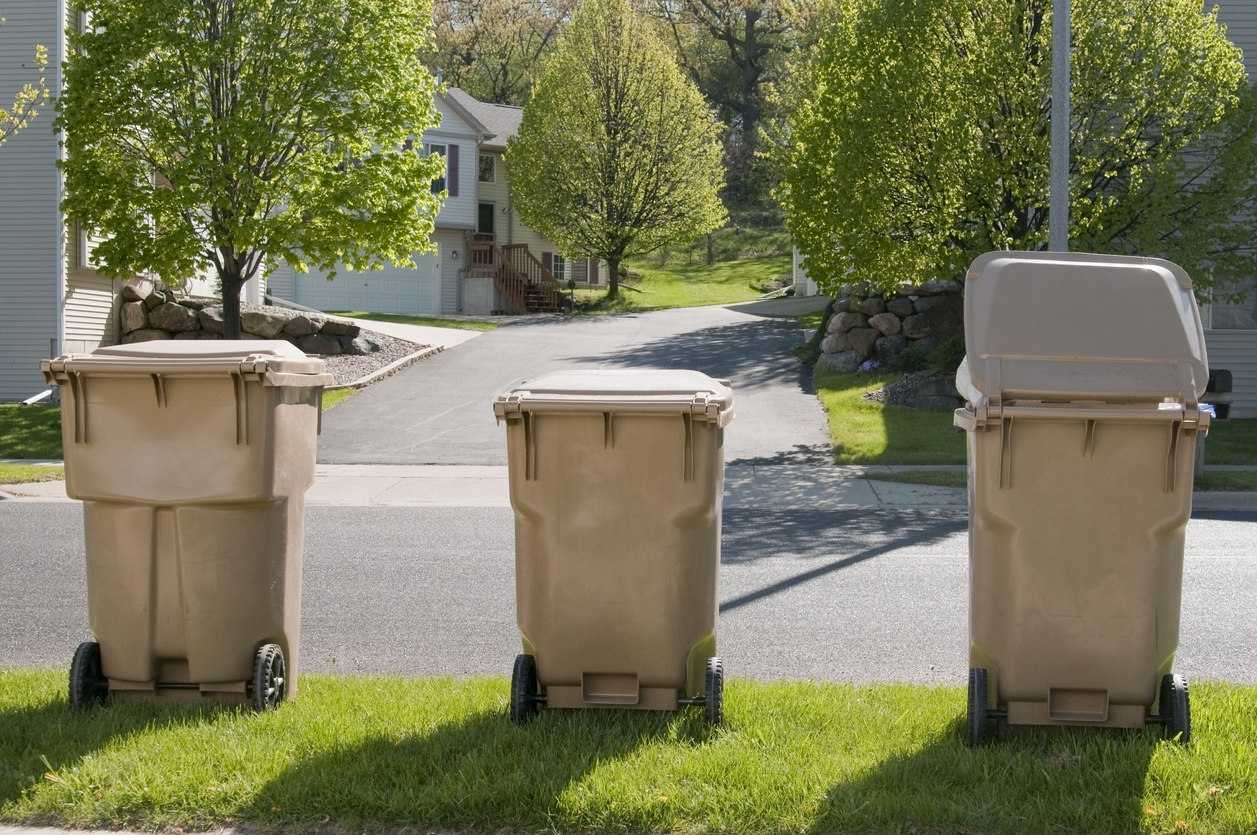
[606,257,620,300]
[221,272,244,340]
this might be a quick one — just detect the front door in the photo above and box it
[478,203,496,239]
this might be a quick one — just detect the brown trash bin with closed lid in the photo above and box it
[494,369,734,725]
[41,340,333,712]
[954,251,1209,745]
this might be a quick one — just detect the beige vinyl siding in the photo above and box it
[0,0,63,400]
[267,262,296,302]
[432,228,463,314]
[63,271,120,353]
[1203,330,1257,417]
[428,97,480,231]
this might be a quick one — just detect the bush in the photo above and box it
[929,334,966,374]
[889,346,930,372]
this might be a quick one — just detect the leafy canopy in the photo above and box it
[57,0,445,334]
[784,0,1257,298]
[506,0,727,297]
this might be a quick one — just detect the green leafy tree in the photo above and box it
[58,0,445,338]
[784,0,1257,298]
[507,0,727,299]
[0,9,48,147]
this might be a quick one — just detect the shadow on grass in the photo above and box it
[0,697,240,808]
[810,719,1160,834]
[241,706,707,831]
[0,405,63,460]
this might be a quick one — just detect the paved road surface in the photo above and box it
[318,300,834,466]
[3,503,1254,685]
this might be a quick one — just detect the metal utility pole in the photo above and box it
[1049,0,1070,251]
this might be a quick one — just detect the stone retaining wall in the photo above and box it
[816,279,963,374]
[118,286,381,356]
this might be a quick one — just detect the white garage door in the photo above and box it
[294,252,438,315]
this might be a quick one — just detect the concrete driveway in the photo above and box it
[318,298,833,466]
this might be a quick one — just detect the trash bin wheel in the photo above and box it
[251,644,287,712]
[967,668,990,747]
[704,657,724,726]
[69,641,108,711]
[1159,673,1191,744]
[510,654,540,725]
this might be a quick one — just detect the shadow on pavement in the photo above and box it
[726,444,833,466]
[240,708,708,830]
[808,720,1159,834]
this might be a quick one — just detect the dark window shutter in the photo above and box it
[589,258,599,284]
[448,144,459,196]
[542,252,552,273]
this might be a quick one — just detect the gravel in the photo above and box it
[321,331,428,386]
[862,370,952,405]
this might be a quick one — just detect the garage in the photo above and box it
[293,250,439,315]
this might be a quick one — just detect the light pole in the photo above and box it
[1049,0,1070,252]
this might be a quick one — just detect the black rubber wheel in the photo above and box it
[704,657,724,726]
[967,668,990,747]
[510,654,540,724]
[69,641,108,711]
[251,644,287,712]
[1160,673,1191,744]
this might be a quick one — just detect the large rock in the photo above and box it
[174,331,221,340]
[282,314,323,337]
[847,327,880,357]
[820,332,851,354]
[340,335,380,356]
[830,297,851,314]
[120,302,148,333]
[912,295,950,313]
[177,298,207,311]
[816,350,862,373]
[148,302,201,332]
[121,285,145,303]
[832,312,869,334]
[900,295,963,341]
[143,288,173,310]
[910,336,938,353]
[856,296,886,317]
[320,318,360,337]
[198,307,224,334]
[904,279,963,296]
[868,312,901,335]
[297,332,343,355]
[242,310,289,339]
[887,297,915,318]
[121,328,172,343]
[875,334,909,361]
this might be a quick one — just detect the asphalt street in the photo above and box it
[3,502,1254,684]
[317,299,835,466]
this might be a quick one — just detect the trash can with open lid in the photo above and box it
[954,251,1209,744]
[494,369,735,724]
[42,340,333,711]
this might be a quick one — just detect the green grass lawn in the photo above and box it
[576,257,782,312]
[1205,418,1257,464]
[321,387,357,410]
[0,405,63,459]
[2,670,1255,834]
[867,470,968,488]
[1195,470,1257,491]
[0,463,63,484]
[814,368,967,465]
[326,311,498,331]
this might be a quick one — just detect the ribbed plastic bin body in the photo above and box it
[495,370,734,712]
[43,341,332,704]
[955,251,1209,734]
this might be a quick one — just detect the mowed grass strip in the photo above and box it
[866,469,967,488]
[577,257,781,312]
[0,405,63,460]
[0,463,64,484]
[1205,419,1257,464]
[1195,470,1257,491]
[814,368,966,465]
[327,311,498,332]
[2,670,1255,834]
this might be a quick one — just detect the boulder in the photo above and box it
[875,334,909,361]
[121,285,145,303]
[121,328,172,343]
[907,395,963,411]
[297,332,343,355]
[174,330,221,340]
[198,307,224,334]
[900,295,963,341]
[148,302,201,332]
[912,295,950,313]
[320,318,360,338]
[143,288,173,310]
[856,296,886,317]
[242,310,289,339]
[830,296,851,314]
[177,298,207,311]
[868,312,902,335]
[820,332,851,354]
[847,327,880,357]
[816,350,862,373]
[340,335,379,355]
[282,314,323,337]
[910,336,938,353]
[120,301,148,333]
[887,297,915,318]
[833,311,869,334]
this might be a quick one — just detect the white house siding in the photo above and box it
[432,228,463,314]
[1214,2,1257,79]
[429,97,479,231]
[267,262,296,302]
[293,253,439,315]
[0,0,63,400]
[63,272,120,353]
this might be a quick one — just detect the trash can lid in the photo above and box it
[495,369,734,425]
[43,339,331,385]
[964,251,1208,402]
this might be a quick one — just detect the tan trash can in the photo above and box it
[954,251,1209,745]
[41,340,333,712]
[494,369,735,724]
